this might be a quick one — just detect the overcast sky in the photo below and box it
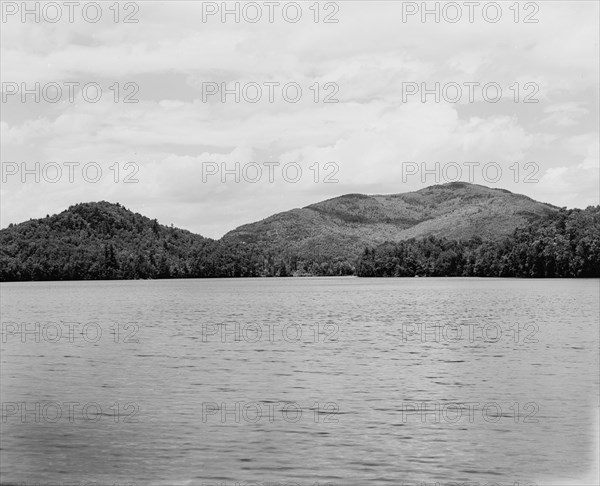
[1,0,598,239]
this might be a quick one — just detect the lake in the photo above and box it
[1,278,598,485]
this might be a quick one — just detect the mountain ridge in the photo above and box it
[222,182,559,260]
[3,182,597,281]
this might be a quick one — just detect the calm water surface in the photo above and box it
[1,278,598,485]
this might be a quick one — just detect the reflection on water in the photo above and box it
[1,278,598,485]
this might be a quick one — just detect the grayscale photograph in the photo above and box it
[0,1,599,485]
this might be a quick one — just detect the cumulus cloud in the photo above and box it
[1,1,598,238]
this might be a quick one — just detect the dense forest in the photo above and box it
[0,202,598,281]
[0,202,352,280]
[357,206,600,278]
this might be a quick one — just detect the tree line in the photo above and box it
[357,206,600,278]
[0,202,354,281]
[1,202,598,281]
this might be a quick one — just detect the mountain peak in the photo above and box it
[1,183,597,281]
[418,181,496,191]
[224,183,558,259]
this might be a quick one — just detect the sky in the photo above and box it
[1,0,599,239]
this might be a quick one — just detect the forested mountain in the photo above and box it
[223,182,558,261]
[357,206,600,278]
[0,201,311,280]
[1,183,598,281]
[0,202,212,280]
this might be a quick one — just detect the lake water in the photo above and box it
[1,278,598,486]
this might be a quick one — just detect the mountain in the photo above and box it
[0,201,214,281]
[223,182,559,260]
[3,182,597,281]
[357,205,600,278]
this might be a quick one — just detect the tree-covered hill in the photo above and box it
[357,206,600,278]
[1,184,598,281]
[0,201,215,280]
[0,201,326,280]
[223,182,558,262]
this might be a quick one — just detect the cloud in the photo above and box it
[542,102,589,127]
[532,137,599,207]
[1,1,598,237]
